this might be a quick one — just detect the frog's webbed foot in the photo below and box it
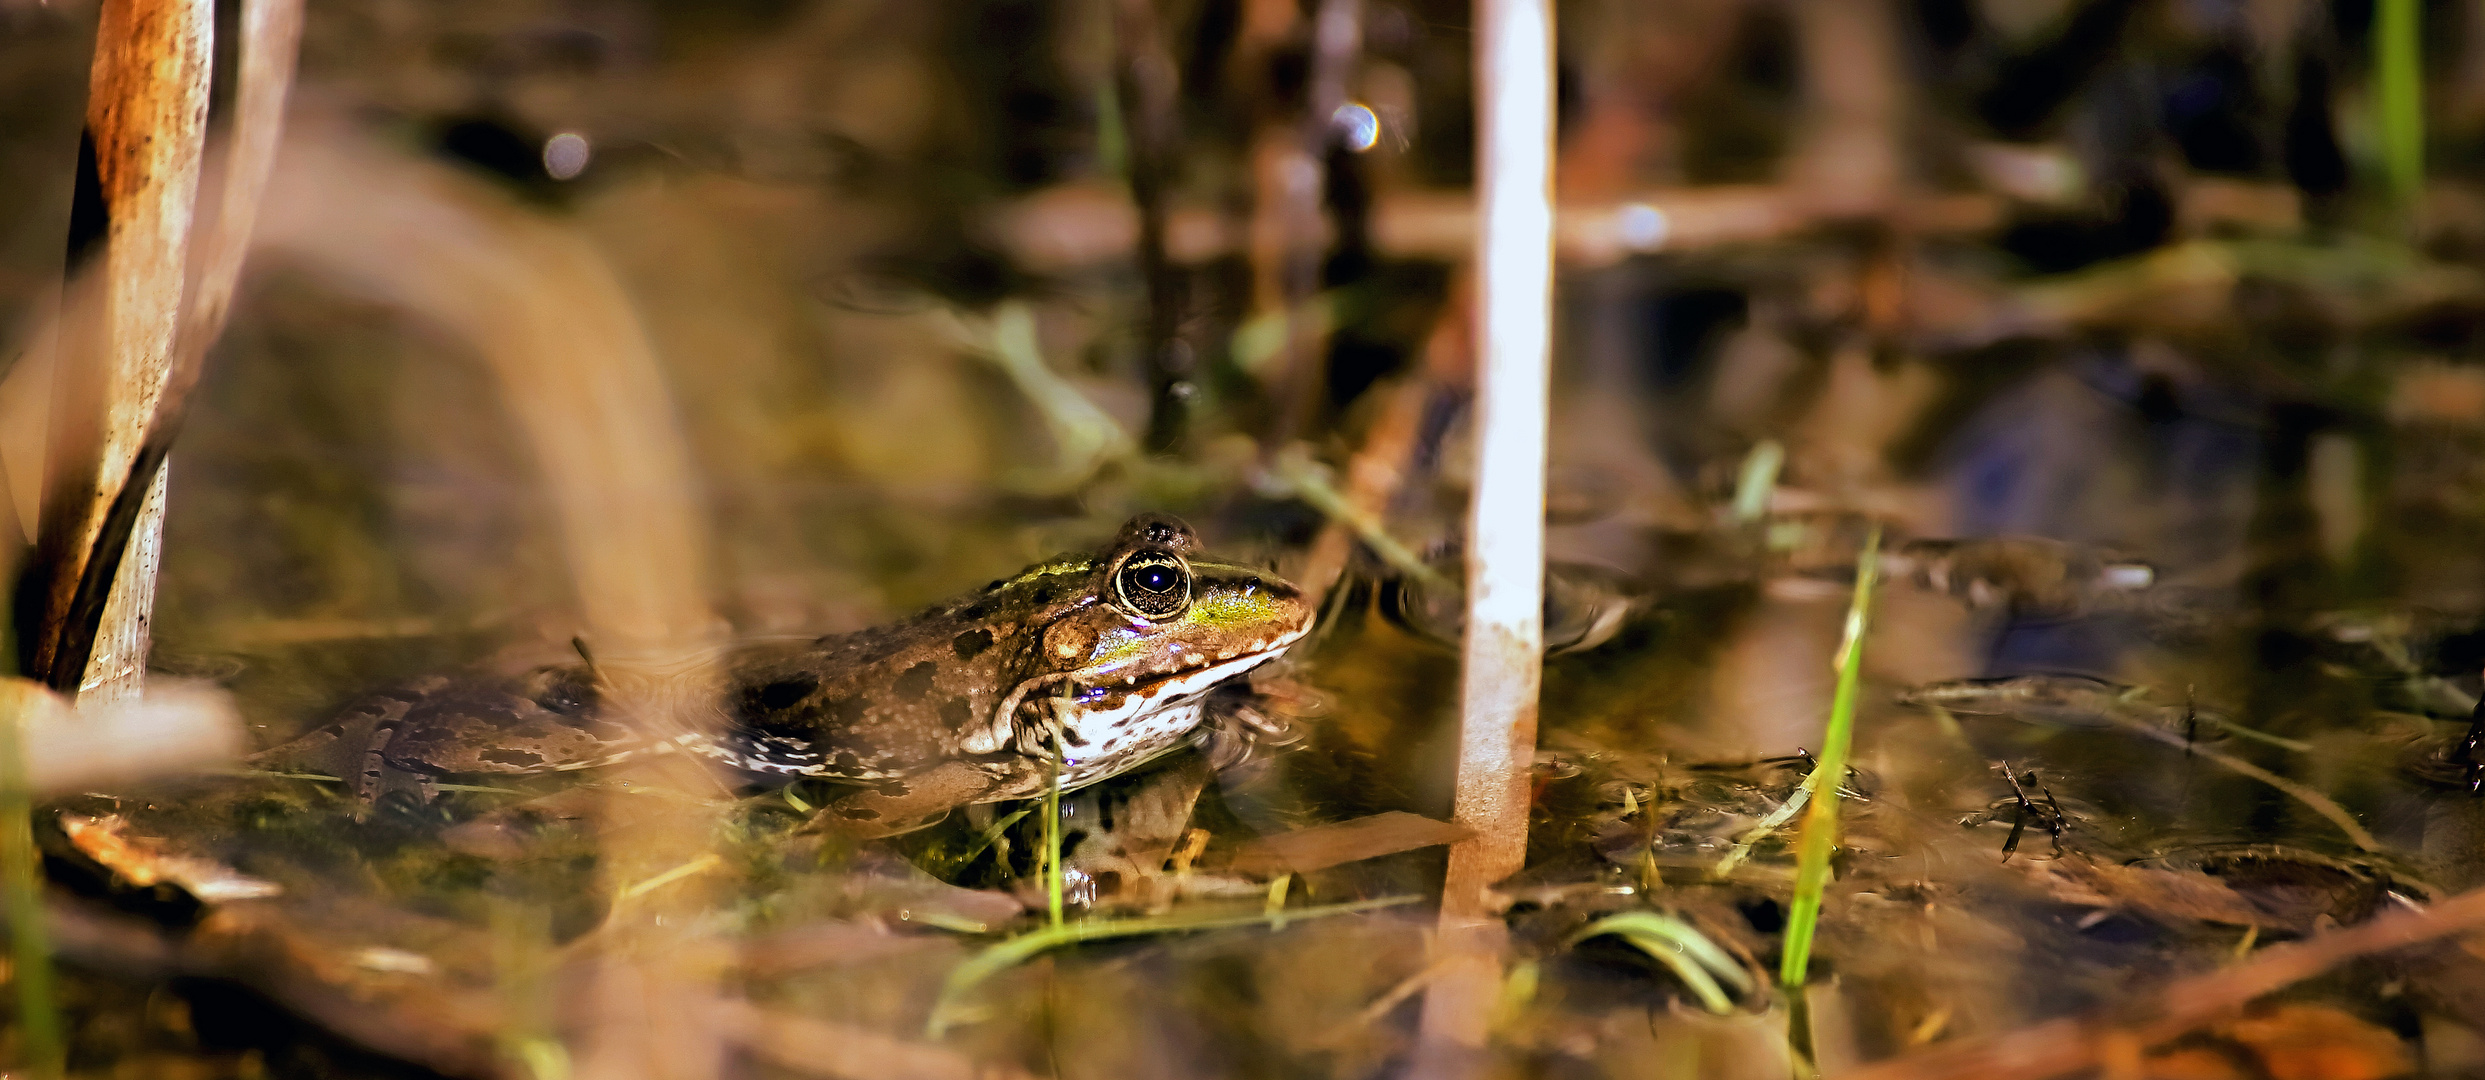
[1193,680,1315,770]
[964,673,1084,759]
[1009,697,1071,759]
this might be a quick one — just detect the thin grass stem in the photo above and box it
[1567,911,1753,1015]
[1732,440,1785,523]
[2096,709,2378,851]
[2376,0,2424,210]
[1711,782,1810,880]
[0,682,64,1079]
[1778,525,1883,990]
[1045,728,1065,928]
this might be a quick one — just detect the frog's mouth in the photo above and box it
[963,625,1310,758]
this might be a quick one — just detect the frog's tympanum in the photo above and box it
[260,514,1313,814]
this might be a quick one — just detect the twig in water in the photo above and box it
[1288,372,1442,610]
[1110,0,1188,450]
[926,896,1421,1037]
[2094,709,2379,851]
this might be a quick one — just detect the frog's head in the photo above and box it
[961,513,1313,758]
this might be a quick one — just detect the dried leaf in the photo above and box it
[2218,1004,2412,1080]
[58,813,280,903]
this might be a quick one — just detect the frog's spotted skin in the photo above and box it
[703,513,1312,800]
[258,514,1314,807]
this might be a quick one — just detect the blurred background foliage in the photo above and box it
[15,0,2485,1075]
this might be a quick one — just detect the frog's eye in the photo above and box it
[1115,554,1192,619]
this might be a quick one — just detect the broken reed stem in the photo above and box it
[26,0,213,696]
[0,681,63,1079]
[35,0,302,702]
[2375,0,2423,211]
[1778,525,1882,990]
[1414,0,1552,1054]
[1435,0,1553,926]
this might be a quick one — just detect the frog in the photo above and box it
[255,514,1315,826]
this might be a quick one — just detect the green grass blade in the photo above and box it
[926,895,1422,1037]
[1778,525,1883,990]
[1712,783,1810,880]
[0,683,64,1079]
[1045,730,1065,928]
[1567,911,1756,1014]
[1623,932,1735,1014]
[2193,713,2314,754]
[960,809,1029,868]
[2376,0,2424,210]
[1732,440,1785,523]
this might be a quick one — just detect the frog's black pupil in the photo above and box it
[1119,558,1189,617]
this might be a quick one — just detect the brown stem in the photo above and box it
[1115,0,1189,452]
[1265,0,1364,451]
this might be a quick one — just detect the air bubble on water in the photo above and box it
[1332,103,1382,153]
[544,132,593,180]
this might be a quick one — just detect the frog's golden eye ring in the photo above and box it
[1114,553,1192,620]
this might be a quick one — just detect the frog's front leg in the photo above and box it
[1059,752,1212,909]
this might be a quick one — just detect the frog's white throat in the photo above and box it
[965,643,1294,761]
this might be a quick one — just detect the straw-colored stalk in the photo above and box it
[27,0,212,698]
[30,0,302,708]
[1416,0,1554,1052]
